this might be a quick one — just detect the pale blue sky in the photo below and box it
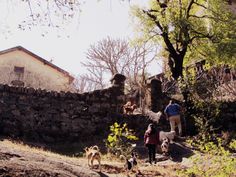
[0,0,162,77]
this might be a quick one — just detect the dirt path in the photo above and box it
[0,139,190,177]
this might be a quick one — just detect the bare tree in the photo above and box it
[72,73,107,93]
[84,37,130,76]
[125,42,158,91]
[1,0,81,33]
[82,37,158,91]
[5,1,132,32]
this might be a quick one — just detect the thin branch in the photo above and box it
[193,1,208,10]
[186,0,195,19]
[189,14,228,22]
[26,0,35,21]
[190,28,213,42]
[143,10,164,31]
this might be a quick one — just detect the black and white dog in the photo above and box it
[161,137,170,156]
[122,151,140,176]
[125,152,138,170]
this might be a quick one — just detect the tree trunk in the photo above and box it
[161,31,186,80]
[168,53,184,80]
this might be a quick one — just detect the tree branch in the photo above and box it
[193,1,208,10]
[189,14,229,23]
[190,29,213,42]
[143,9,178,57]
[186,0,195,19]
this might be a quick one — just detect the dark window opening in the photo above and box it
[14,66,24,81]
[14,66,24,73]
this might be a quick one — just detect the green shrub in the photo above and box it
[229,139,236,151]
[105,122,138,157]
[192,99,221,138]
[180,138,236,177]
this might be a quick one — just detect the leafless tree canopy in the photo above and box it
[9,0,81,30]
[84,37,130,76]
[81,37,158,91]
[72,75,98,93]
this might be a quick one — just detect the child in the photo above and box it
[144,123,160,164]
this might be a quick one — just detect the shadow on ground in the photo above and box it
[169,142,194,162]
[135,139,194,163]
[97,172,109,177]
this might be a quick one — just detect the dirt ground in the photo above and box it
[0,139,191,177]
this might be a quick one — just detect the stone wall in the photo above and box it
[0,74,129,144]
[219,102,236,131]
[0,74,235,146]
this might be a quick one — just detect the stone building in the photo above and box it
[0,46,74,92]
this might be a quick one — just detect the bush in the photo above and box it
[105,122,138,157]
[192,99,222,138]
[180,138,236,177]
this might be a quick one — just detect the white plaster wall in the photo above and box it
[0,50,72,91]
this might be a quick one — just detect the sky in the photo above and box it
[0,0,162,78]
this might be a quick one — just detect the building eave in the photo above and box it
[0,46,74,82]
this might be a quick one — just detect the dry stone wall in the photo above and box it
[0,74,235,145]
[0,81,126,143]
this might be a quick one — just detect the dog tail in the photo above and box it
[92,151,100,157]
[91,145,99,151]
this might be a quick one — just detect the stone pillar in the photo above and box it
[110,73,126,95]
[110,74,126,113]
[150,79,162,112]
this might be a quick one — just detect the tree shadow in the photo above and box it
[134,139,194,163]
[169,142,194,162]
[92,164,124,177]
[97,172,109,177]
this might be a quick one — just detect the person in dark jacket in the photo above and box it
[144,123,160,164]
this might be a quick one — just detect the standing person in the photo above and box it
[164,99,182,136]
[144,123,160,164]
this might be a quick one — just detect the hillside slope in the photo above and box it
[0,139,107,177]
[0,139,191,177]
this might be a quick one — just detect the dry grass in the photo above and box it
[3,139,63,155]
[1,139,81,163]
[0,139,185,177]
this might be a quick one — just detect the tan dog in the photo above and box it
[84,145,101,171]
[123,101,137,115]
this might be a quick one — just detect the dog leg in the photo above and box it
[91,158,94,169]
[126,170,130,177]
[98,159,101,172]
[96,153,102,171]
[87,158,91,167]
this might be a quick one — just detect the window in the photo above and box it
[14,66,24,81]
[14,66,24,74]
